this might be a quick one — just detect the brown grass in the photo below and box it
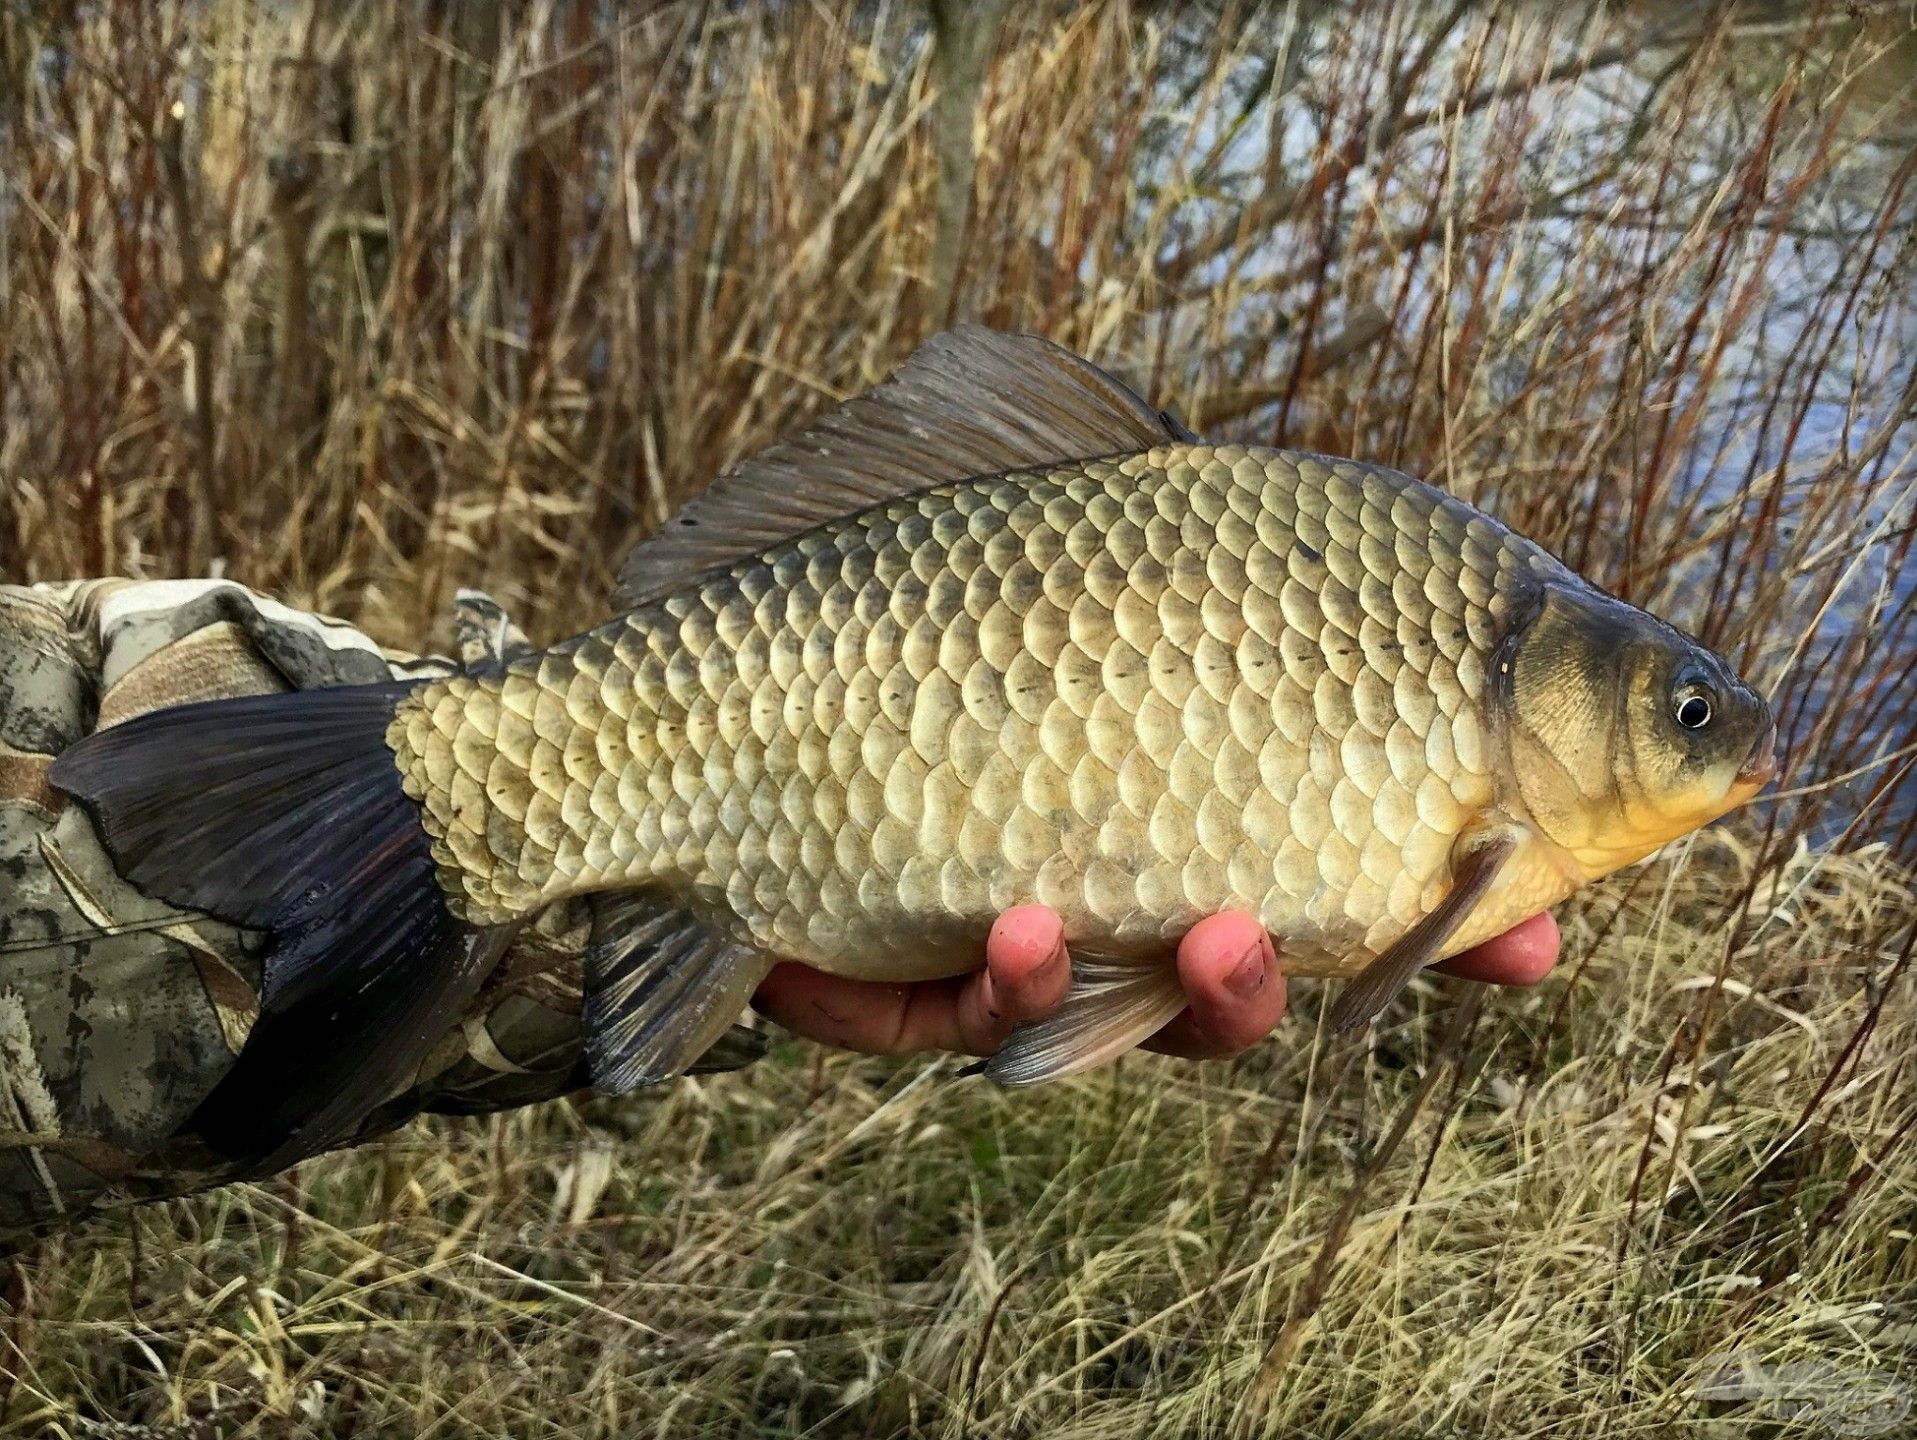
[2,1,1914,1435]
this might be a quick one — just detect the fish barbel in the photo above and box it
[52,327,1777,1164]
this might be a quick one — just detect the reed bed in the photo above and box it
[1,2,1912,1435]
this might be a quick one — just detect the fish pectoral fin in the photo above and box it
[983,953,1187,1087]
[583,893,772,1094]
[1328,826,1522,1034]
[612,325,1199,609]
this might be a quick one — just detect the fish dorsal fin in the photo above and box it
[612,325,1198,610]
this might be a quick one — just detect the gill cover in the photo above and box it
[1503,584,1773,879]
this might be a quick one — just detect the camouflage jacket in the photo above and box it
[0,580,647,1240]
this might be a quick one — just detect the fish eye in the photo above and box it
[1672,679,1715,731]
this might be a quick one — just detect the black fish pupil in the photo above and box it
[1677,694,1712,729]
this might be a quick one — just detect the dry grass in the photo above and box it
[2,1,1914,1435]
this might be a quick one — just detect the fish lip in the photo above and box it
[1733,718,1779,792]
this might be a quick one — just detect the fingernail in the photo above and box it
[978,971,1001,1022]
[1226,941,1267,999]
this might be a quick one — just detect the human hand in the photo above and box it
[750,907,1561,1061]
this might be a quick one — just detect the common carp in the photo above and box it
[51,327,1777,1166]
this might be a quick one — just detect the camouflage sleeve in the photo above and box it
[0,580,600,1236]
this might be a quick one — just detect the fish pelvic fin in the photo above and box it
[983,953,1188,1086]
[1328,824,1522,1034]
[48,682,508,1167]
[583,893,772,1093]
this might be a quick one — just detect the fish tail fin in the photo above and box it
[49,683,507,1168]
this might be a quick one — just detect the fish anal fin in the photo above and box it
[689,1024,770,1076]
[583,893,772,1093]
[1329,826,1522,1033]
[983,953,1187,1087]
[612,326,1199,609]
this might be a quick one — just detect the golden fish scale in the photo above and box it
[392,444,1563,980]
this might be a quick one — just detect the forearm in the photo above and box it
[0,580,600,1235]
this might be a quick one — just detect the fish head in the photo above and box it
[1501,584,1776,883]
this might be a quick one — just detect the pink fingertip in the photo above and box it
[1444,911,1561,986]
[987,904,1065,973]
[1174,914,1284,1053]
[1178,912,1268,972]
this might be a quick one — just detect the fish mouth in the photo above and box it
[1731,719,1779,797]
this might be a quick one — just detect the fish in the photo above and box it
[49,326,1778,1167]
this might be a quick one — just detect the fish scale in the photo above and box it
[390,443,1562,978]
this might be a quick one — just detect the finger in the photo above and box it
[980,905,1072,1025]
[907,906,1076,1055]
[753,963,965,1056]
[753,907,1074,1059]
[1145,913,1286,1060]
[1431,911,1560,987]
